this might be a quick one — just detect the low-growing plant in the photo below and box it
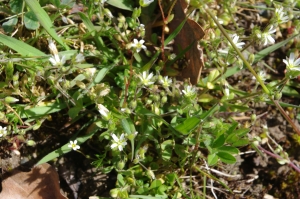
[0,0,300,198]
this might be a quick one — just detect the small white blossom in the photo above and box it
[283,52,300,78]
[159,76,172,87]
[139,71,155,86]
[49,54,66,66]
[98,104,110,119]
[218,34,245,54]
[138,24,145,31]
[260,26,276,46]
[68,140,80,151]
[254,70,267,82]
[231,34,245,49]
[182,85,196,97]
[275,7,289,24]
[0,126,7,137]
[48,39,58,55]
[131,39,147,53]
[48,39,66,66]
[75,53,85,63]
[111,133,127,151]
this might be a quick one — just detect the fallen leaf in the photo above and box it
[0,163,67,199]
[169,0,205,85]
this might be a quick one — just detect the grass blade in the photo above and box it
[0,34,46,56]
[24,0,69,50]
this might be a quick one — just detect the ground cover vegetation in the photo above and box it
[0,0,300,198]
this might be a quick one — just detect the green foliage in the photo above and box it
[0,0,299,198]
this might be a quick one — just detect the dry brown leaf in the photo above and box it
[169,0,205,85]
[0,163,67,199]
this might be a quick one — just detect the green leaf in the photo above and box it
[217,146,239,154]
[164,16,187,46]
[161,140,173,161]
[107,0,133,10]
[207,153,218,166]
[175,117,200,135]
[20,100,66,118]
[217,152,236,164]
[235,128,250,137]
[121,118,136,135]
[166,173,176,186]
[36,123,98,165]
[0,34,46,56]
[2,17,18,33]
[199,103,220,120]
[24,0,69,49]
[232,139,249,147]
[211,134,225,148]
[174,144,187,158]
[149,180,163,189]
[24,11,40,30]
[10,0,23,13]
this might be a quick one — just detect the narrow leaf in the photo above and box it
[24,0,68,49]
[0,34,46,56]
[175,117,200,135]
[217,152,236,164]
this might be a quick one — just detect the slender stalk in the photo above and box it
[205,7,300,135]
[205,7,270,95]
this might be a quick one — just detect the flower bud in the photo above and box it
[104,8,113,18]
[129,100,137,109]
[26,140,36,146]
[248,54,255,65]
[5,61,14,81]
[110,188,119,198]
[117,160,125,170]
[4,96,19,103]
[161,96,167,104]
[146,169,155,179]
[132,7,141,19]
[274,91,282,100]
[251,114,256,123]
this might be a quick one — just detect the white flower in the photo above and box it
[283,53,300,71]
[0,126,7,137]
[111,133,127,151]
[275,7,289,24]
[68,140,80,151]
[231,34,245,49]
[98,104,110,119]
[261,26,276,46]
[49,54,66,66]
[139,71,155,86]
[159,76,172,87]
[182,85,196,97]
[131,39,147,53]
[75,53,85,63]
[255,70,267,82]
[48,39,58,55]
[218,34,245,54]
[48,39,66,66]
[138,24,145,31]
